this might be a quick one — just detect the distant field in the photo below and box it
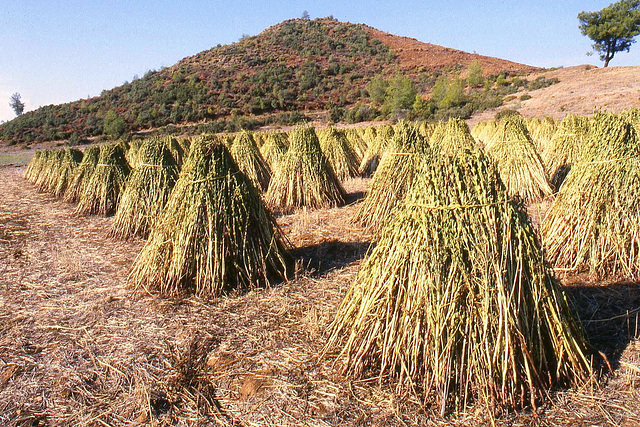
[470,65,640,124]
[0,151,32,166]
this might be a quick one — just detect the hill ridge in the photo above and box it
[1,17,536,145]
[364,25,537,74]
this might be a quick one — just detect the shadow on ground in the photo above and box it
[291,240,370,277]
[344,189,366,205]
[565,281,640,369]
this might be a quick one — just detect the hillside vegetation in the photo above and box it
[1,17,536,145]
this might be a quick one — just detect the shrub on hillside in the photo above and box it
[495,109,521,121]
[344,104,379,123]
[466,60,484,87]
[103,110,127,138]
[527,76,559,91]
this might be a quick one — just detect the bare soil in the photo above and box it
[1,165,639,426]
[470,65,640,124]
[366,27,539,76]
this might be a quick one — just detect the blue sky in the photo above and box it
[1,1,638,122]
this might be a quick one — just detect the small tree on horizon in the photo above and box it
[9,93,25,116]
[578,0,640,67]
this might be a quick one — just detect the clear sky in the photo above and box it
[1,1,638,122]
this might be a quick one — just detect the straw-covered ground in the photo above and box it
[1,164,639,426]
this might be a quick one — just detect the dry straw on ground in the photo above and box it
[542,113,640,279]
[36,150,63,193]
[360,125,377,148]
[476,119,497,147]
[266,126,346,211]
[359,124,394,176]
[53,148,84,198]
[3,155,639,426]
[25,149,54,188]
[328,147,591,418]
[429,117,477,156]
[111,137,179,239]
[224,133,235,147]
[344,128,368,159]
[527,116,557,155]
[129,136,290,297]
[39,150,57,190]
[486,116,553,202]
[417,121,436,140]
[626,108,640,134]
[125,139,143,169]
[253,131,266,148]
[471,121,486,140]
[163,135,186,167]
[176,135,192,158]
[23,150,42,182]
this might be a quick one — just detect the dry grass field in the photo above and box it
[2,11,640,425]
[470,65,640,124]
[1,162,639,426]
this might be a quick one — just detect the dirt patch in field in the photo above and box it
[0,165,639,426]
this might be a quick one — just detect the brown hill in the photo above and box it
[366,27,538,75]
[470,65,640,124]
[1,17,536,146]
[168,22,537,80]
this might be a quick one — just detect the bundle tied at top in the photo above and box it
[329,146,591,417]
[543,113,640,279]
[129,136,291,297]
[266,126,345,211]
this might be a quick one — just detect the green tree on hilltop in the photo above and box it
[10,93,25,116]
[430,76,467,109]
[578,0,640,67]
[412,95,433,119]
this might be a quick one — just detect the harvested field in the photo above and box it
[1,165,639,426]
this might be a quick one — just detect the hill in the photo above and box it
[0,17,536,145]
[365,27,535,75]
[469,65,640,124]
